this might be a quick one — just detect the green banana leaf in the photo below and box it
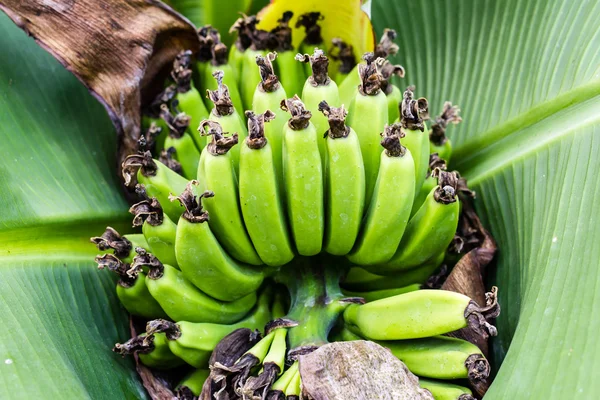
[0,12,144,399]
[372,0,600,398]
[1,0,599,398]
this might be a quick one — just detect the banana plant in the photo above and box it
[0,0,599,399]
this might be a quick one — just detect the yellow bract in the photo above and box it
[257,0,375,55]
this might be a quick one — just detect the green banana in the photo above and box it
[90,227,148,264]
[95,254,167,319]
[113,332,185,370]
[284,369,302,397]
[281,95,324,256]
[197,120,262,266]
[419,379,474,400]
[269,360,298,398]
[270,11,305,98]
[344,287,499,340]
[130,248,257,323]
[229,15,258,83]
[239,111,294,267]
[338,29,399,105]
[341,283,421,303]
[129,186,178,268]
[377,335,490,382]
[121,151,188,222]
[139,288,272,369]
[176,368,211,397]
[295,12,324,78]
[206,70,248,172]
[339,325,363,341]
[240,48,266,109]
[141,86,176,153]
[330,38,357,88]
[341,252,445,292]
[252,52,289,188]
[410,154,447,217]
[171,182,264,301]
[160,103,200,180]
[429,102,462,163]
[399,86,431,194]
[202,41,245,118]
[347,124,415,266]
[319,101,365,255]
[377,170,460,273]
[157,146,183,177]
[171,50,209,151]
[296,48,340,169]
[378,59,405,124]
[144,319,258,368]
[347,53,389,208]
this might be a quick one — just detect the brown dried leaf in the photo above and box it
[0,0,200,175]
[299,341,434,400]
[128,318,177,400]
[442,188,498,398]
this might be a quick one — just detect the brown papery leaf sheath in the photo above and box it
[0,0,200,178]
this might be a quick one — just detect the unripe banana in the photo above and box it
[91,227,148,264]
[410,154,447,217]
[206,70,248,173]
[160,103,201,180]
[130,249,257,323]
[241,49,266,109]
[113,332,185,370]
[171,182,264,301]
[144,319,260,368]
[347,54,389,207]
[347,124,415,266]
[377,336,489,381]
[229,15,259,83]
[95,254,167,319]
[284,369,302,397]
[337,63,360,106]
[197,121,262,266]
[419,379,474,400]
[342,252,445,292]
[342,283,421,302]
[296,12,324,78]
[202,41,245,118]
[429,102,462,163]
[343,287,499,340]
[129,186,178,268]
[269,360,298,397]
[377,170,460,273]
[176,368,210,397]
[239,111,295,266]
[378,59,405,124]
[281,96,324,256]
[296,49,340,170]
[122,151,187,222]
[252,53,289,189]
[142,88,176,153]
[399,86,431,194]
[319,101,365,255]
[271,12,305,98]
[330,38,357,87]
[171,50,209,151]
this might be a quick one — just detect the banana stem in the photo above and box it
[276,256,353,359]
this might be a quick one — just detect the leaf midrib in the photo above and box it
[0,218,131,264]
[453,79,600,178]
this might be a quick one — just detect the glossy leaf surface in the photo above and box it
[0,12,143,399]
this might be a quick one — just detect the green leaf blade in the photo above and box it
[0,11,144,398]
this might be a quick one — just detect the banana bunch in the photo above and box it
[94,13,500,400]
